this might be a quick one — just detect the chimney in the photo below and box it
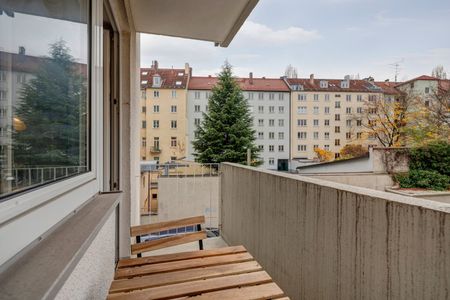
[152,60,158,70]
[185,63,190,76]
[19,46,25,55]
[249,72,253,84]
[309,74,314,85]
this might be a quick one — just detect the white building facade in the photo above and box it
[187,76,291,170]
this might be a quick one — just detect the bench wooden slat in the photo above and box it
[117,245,247,268]
[176,282,286,300]
[130,216,205,237]
[114,252,254,279]
[110,261,262,293]
[131,231,206,255]
[107,271,272,300]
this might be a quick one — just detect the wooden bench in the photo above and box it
[108,216,288,299]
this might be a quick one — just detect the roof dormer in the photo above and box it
[153,74,161,87]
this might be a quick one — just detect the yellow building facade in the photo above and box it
[140,61,190,163]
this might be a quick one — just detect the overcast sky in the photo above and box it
[141,0,450,82]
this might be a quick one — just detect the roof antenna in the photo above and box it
[389,59,404,83]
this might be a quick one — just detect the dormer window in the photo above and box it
[142,71,148,75]
[320,80,328,88]
[141,80,147,85]
[341,80,349,88]
[177,72,184,76]
[175,81,182,86]
[153,75,161,87]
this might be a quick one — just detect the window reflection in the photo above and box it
[0,0,89,199]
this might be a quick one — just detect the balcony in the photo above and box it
[150,146,161,154]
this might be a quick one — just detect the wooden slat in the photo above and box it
[107,271,272,300]
[177,283,286,300]
[130,216,205,237]
[115,252,254,279]
[117,245,247,268]
[131,231,206,255]
[110,261,262,293]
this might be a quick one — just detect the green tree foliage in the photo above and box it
[409,140,450,176]
[13,40,87,167]
[395,170,450,191]
[192,62,260,165]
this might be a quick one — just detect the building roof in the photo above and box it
[395,75,440,87]
[374,81,402,95]
[286,77,384,93]
[141,63,190,89]
[188,76,290,92]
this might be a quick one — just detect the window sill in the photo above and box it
[0,192,121,299]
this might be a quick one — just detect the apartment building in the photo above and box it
[286,75,387,161]
[187,74,291,170]
[140,61,190,163]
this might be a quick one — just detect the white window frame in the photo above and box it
[0,0,102,226]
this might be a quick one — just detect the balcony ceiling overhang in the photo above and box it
[128,0,259,47]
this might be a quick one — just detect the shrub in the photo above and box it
[409,141,450,176]
[395,170,450,191]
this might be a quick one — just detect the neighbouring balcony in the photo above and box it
[150,147,161,154]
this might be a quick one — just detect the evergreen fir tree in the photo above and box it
[13,40,87,167]
[192,62,260,165]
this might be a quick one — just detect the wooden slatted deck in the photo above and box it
[108,245,288,300]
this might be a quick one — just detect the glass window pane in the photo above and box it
[0,0,90,199]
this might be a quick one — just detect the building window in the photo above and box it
[335,101,341,108]
[269,132,275,139]
[335,126,340,133]
[269,145,275,152]
[313,145,319,150]
[258,119,264,126]
[269,158,275,165]
[346,107,352,114]
[297,119,307,127]
[325,94,330,101]
[279,93,284,100]
[313,119,319,126]
[298,132,307,139]
[346,132,352,139]
[298,145,307,151]
[153,75,161,87]
[297,106,307,114]
[205,105,209,112]
[153,137,160,148]
[256,92,263,100]
[357,95,363,102]
[278,119,284,127]
[269,106,275,113]
[258,145,264,151]
[0,108,7,116]
[171,120,177,129]
[357,132,362,139]
[153,90,160,98]
[258,106,264,113]
[269,93,275,100]
[194,105,201,112]
[313,106,319,114]
[324,119,330,126]
[368,95,377,101]
[335,114,341,121]
[17,73,26,84]
[324,132,330,140]
[346,119,352,127]
[357,107,363,113]
[278,106,284,113]
[335,153,340,159]
[194,118,201,126]
[298,94,307,101]
[194,91,201,99]
[324,107,330,114]
[0,71,6,81]
[248,92,254,100]
[357,119,362,126]
[142,121,147,128]
[346,95,351,102]
[425,87,430,94]
[0,90,7,101]
[313,94,319,101]
[324,145,330,150]
[258,132,264,139]
[171,137,177,147]
[278,132,284,140]
[142,106,146,113]
[153,105,159,113]
[171,105,177,113]
[278,145,284,152]
[269,119,275,127]
[335,139,340,146]
[313,132,319,139]
[153,120,159,128]
[142,137,147,147]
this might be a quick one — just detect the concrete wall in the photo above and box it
[306,173,393,191]
[156,176,219,228]
[55,212,116,300]
[220,163,450,300]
